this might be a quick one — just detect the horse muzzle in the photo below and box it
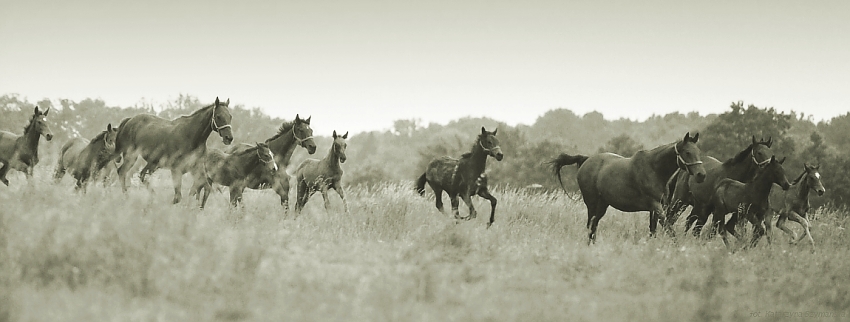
[44,133,53,141]
[222,135,233,145]
[305,143,317,154]
[491,147,504,161]
[340,155,347,163]
[816,188,826,196]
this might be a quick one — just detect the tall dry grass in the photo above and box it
[0,165,848,321]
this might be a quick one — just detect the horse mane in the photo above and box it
[265,120,296,143]
[90,130,108,144]
[176,102,219,120]
[23,113,38,134]
[722,144,754,166]
[790,169,807,185]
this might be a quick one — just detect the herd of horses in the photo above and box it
[0,99,826,249]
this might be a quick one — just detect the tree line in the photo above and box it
[2,94,848,209]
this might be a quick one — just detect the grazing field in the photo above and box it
[1,166,848,322]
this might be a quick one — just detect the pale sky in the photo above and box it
[1,0,848,134]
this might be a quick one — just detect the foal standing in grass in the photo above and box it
[54,123,119,191]
[710,156,791,248]
[295,130,349,214]
[0,106,54,186]
[415,127,504,227]
[196,142,278,208]
[767,163,825,247]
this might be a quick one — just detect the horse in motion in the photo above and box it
[0,106,54,186]
[196,142,278,208]
[193,115,317,210]
[663,137,774,236]
[295,130,349,214]
[114,97,233,203]
[550,133,706,244]
[54,123,119,191]
[415,127,504,227]
[710,156,790,248]
[767,163,825,246]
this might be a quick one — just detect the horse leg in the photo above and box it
[477,188,497,228]
[449,192,462,220]
[319,185,331,212]
[54,159,66,183]
[273,176,291,212]
[116,153,137,192]
[200,183,211,209]
[689,205,711,237]
[171,170,184,204]
[746,214,766,248]
[432,186,445,212]
[788,211,814,247]
[585,199,608,245]
[775,210,798,243]
[332,182,349,213]
[663,199,686,237]
[1,163,10,186]
[295,180,308,213]
[230,186,244,207]
[460,193,477,220]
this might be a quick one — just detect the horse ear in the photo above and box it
[306,116,311,124]
[683,132,691,143]
[107,123,113,131]
[44,107,50,115]
[778,156,786,164]
[34,106,40,115]
[225,98,230,105]
[342,131,348,139]
[692,132,699,142]
[767,137,773,148]
[493,128,498,136]
[215,97,220,106]
[752,135,757,145]
[481,127,487,135]
[333,130,338,139]
[295,114,301,122]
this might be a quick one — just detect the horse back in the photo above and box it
[59,138,90,170]
[0,130,21,162]
[425,156,460,190]
[712,178,746,215]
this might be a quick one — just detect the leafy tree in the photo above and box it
[699,101,795,160]
[597,134,645,157]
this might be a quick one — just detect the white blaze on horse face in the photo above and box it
[269,150,278,171]
[815,172,821,179]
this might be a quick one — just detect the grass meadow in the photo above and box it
[1,165,848,322]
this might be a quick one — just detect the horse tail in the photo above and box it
[547,153,588,193]
[415,173,427,196]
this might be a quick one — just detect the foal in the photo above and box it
[0,106,53,185]
[295,130,349,214]
[768,163,825,246]
[710,156,790,248]
[197,142,278,208]
[54,123,119,191]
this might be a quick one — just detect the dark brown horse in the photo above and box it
[550,133,706,244]
[54,123,119,191]
[767,163,825,246]
[663,137,775,236]
[415,127,504,227]
[295,130,349,214]
[710,156,790,248]
[114,97,233,203]
[196,142,278,208]
[193,115,317,210]
[0,106,53,185]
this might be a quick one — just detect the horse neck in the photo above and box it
[176,105,215,147]
[321,144,341,169]
[466,141,489,175]
[747,171,777,202]
[723,150,759,182]
[235,150,261,174]
[648,143,680,181]
[267,129,298,165]
[792,174,811,202]
[21,122,41,156]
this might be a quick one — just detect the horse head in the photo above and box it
[211,97,233,145]
[256,142,278,172]
[294,114,317,154]
[332,130,348,163]
[676,132,705,182]
[480,127,504,161]
[804,163,826,196]
[751,136,774,168]
[31,106,53,141]
[104,123,119,153]
[763,156,791,191]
